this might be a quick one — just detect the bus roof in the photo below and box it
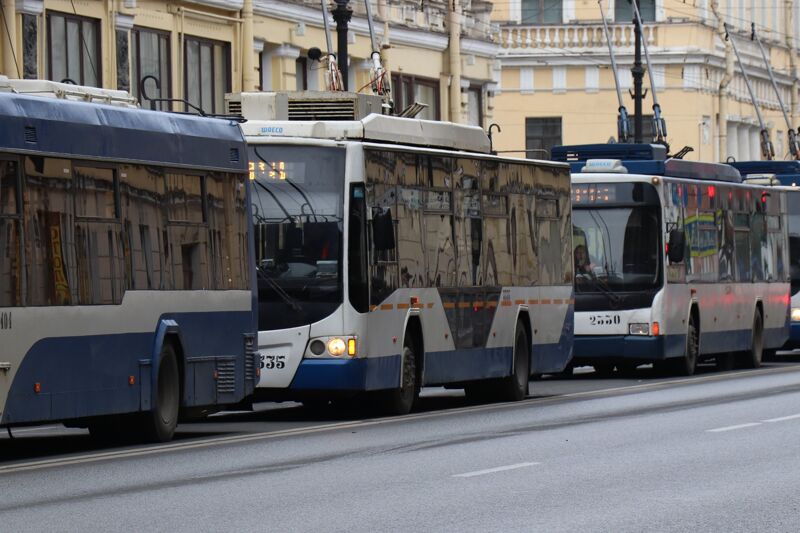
[729,160,800,186]
[553,143,741,183]
[240,113,492,155]
[0,91,246,172]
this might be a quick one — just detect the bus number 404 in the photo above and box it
[261,355,286,370]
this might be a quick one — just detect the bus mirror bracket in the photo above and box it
[668,228,685,264]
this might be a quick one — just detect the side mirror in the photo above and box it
[372,208,395,252]
[668,228,685,264]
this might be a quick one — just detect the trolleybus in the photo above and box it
[0,80,257,441]
[236,92,574,413]
[556,144,790,375]
[729,160,800,349]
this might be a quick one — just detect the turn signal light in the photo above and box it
[128,375,135,386]
[33,382,41,394]
[347,338,357,357]
[652,322,660,337]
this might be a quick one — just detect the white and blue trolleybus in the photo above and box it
[233,91,575,413]
[0,80,258,441]
[554,143,790,375]
[729,160,800,350]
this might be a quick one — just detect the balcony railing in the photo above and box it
[499,23,657,52]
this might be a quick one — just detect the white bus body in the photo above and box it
[563,148,790,374]
[241,109,574,411]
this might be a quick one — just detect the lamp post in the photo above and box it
[331,0,352,90]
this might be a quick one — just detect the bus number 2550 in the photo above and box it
[588,314,621,326]
[260,355,286,370]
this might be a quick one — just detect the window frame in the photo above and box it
[46,10,102,86]
[131,26,172,111]
[183,35,232,115]
[391,73,441,121]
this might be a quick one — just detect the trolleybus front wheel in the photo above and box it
[672,313,699,376]
[379,337,419,415]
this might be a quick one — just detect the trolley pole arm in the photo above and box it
[598,0,631,143]
[631,0,667,144]
[321,0,344,91]
[363,0,390,97]
[726,23,775,160]
[752,24,799,159]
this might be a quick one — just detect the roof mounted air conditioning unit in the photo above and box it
[225,91,386,121]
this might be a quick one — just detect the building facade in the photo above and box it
[0,0,499,126]
[492,0,800,162]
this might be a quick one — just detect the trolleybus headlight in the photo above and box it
[327,338,347,356]
[310,339,326,356]
[791,308,800,322]
[629,323,650,336]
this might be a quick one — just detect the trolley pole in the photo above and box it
[332,0,353,90]
[631,0,644,143]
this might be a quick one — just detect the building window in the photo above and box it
[391,74,440,121]
[615,0,656,22]
[525,117,562,159]
[466,86,483,127]
[132,28,171,110]
[46,11,101,86]
[116,30,129,92]
[22,14,38,79]
[295,57,307,91]
[521,0,562,24]
[184,36,230,114]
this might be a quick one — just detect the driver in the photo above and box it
[574,244,595,275]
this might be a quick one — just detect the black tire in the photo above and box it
[495,321,530,402]
[141,343,180,442]
[379,337,419,415]
[671,313,699,376]
[741,311,764,369]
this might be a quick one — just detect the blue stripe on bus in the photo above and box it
[423,347,513,385]
[532,306,575,374]
[2,310,251,426]
[787,323,800,348]
[573,334,684,361]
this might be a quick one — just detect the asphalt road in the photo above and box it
[2,358,800,531]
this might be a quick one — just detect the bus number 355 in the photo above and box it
[261,355,286,370]
[588,314,621,326]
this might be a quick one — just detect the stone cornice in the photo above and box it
[254,0,494,55]
[15,0,43,15]
[184,0,244,11]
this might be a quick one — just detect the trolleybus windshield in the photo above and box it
[572,205,661,292]
[249,144,345,330]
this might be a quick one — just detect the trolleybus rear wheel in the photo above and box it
[141,343,180,442]
[740,310,764,369]
[496,320,530,402]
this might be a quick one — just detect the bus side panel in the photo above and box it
[528,285,574,374]
[1,307,251,426]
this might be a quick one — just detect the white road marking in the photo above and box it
[762,413,800,423]
[453,462,540,478]
[706,422,762,433]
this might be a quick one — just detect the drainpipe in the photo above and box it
[786,0,798,130]
[711,0,733,160]
[2,0,18,78]
[242,0,257,91]
[448,0,462,123]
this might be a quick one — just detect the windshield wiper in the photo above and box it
[256,267,303,312]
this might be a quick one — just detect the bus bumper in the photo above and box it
[288,355,401,392]
[573,334,668,363]
[784,322,800,349]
